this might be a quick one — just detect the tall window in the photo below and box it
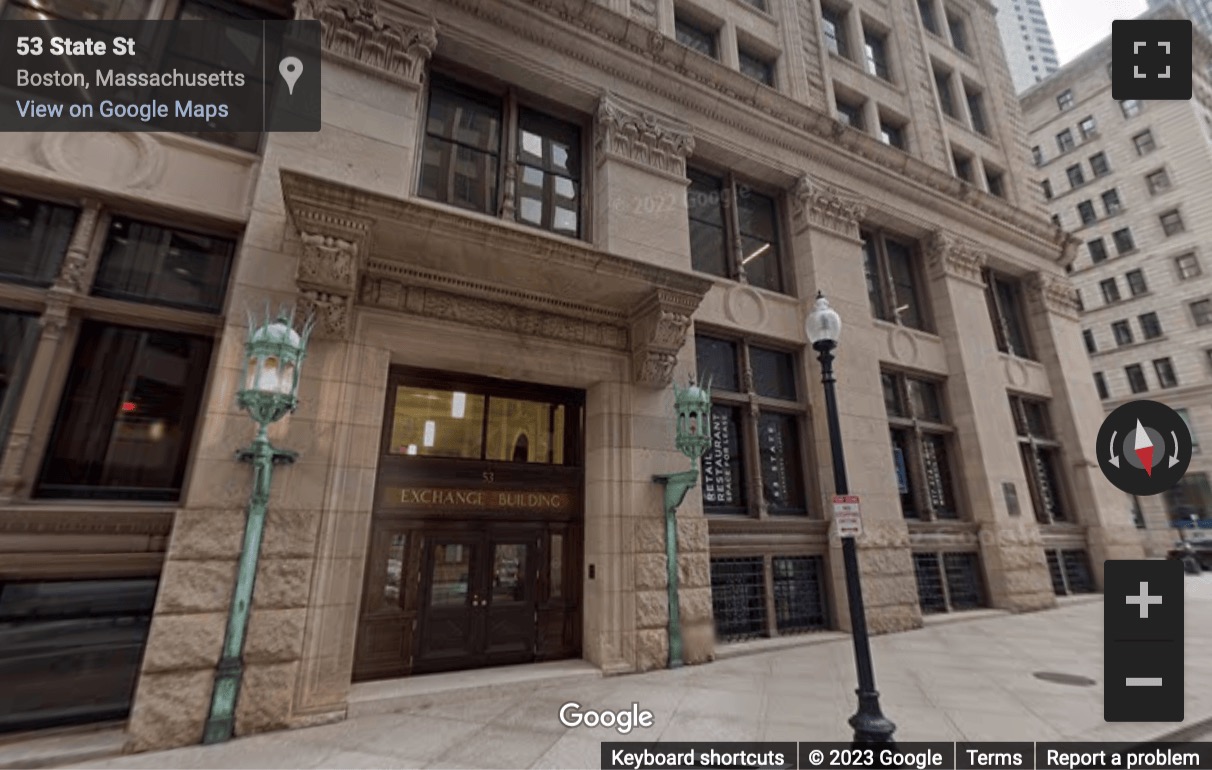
[675,16,719,59]
[1083,329,1097,353]
[1112,228,1135,254]
[1079,115,1098,139]
[821,7,850,58]
[1089,152,1111,177]
[94,218,233,313]
[0,312,40,460]
[918,0,938,33]
[1094,372,1109,400]
[1133,130,1156,155]
[1112,320,1133,346]
[946,12,968,53]
[953,153,974,183]
[864,28,891,81]
[883,371,959,520]
[1125,269,1148,297]
[1139,311,1163,340]
[880,120,907,150]
[1176,253,1202,280]
[1191,299,1212,327]
[420,78,583,239]
[1087,238,1107,264]
[0,194,79,287]
[1121,99,1143,118]
[1125,364,1148,393]
[1057,89,1074,110]
[686,169,784,293]
[934,68,957,117]
[1160,209,1185,236]
[1153,358,1178,389]
[1066,164,1085,188]
[1101,189,1122,217]
[695,334,807,516]
[1032,145,1044,165]
[1041,180,1053,200]
[1057,129,1075,152]
[966,89,987,135]
[1077,201,1096,225]
[836,97,865,128]
[863,231,931,332]
[1101,278,1122,304]
[984,271,1033,358]
[1010,395,1068,523]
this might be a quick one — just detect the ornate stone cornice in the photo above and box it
[790,175,866,239]
[288,203,373,340]
[926,230,988,287]
[360,276,629,350]
[1029,271,1081,321]
[295,0,437,87]
[596,92,695,181]
[628,288,698,388]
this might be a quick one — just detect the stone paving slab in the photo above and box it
[44,574,1212,769]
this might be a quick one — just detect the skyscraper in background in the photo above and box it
[1148,0,1212,39]
[993,0,1061,91]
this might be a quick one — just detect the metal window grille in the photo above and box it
[710,557,767,642]
[942,552,985,610]
[1060,550,1094,594]
[912,553,947,614]
[1046,550,1066,594]
[772,556,829,633]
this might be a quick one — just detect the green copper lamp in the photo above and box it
[652,375,711,668]
[203,307,313,744]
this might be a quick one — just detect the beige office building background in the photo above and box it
[1021,0,1212,558]
[0,0,1143,752]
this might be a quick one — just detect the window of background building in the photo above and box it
[1075,288,1084,311]
[1041,179,1053,200]
[739,47,775,86]
[1010,395,1068,523]
[1146,168,1171,195]
[1139,311,1163,339]
[918,0,939,33]
[1088,238,1107,263]
[1112,228,1135,254]
[1133,129,1156,155]
[1090,152,1111,177]
[836,97,864,129]
[1154,358,1178,389]
[863,231,931,332]
[1057,129,1075,153]
[1057,89,1074,110]
[695,334,807,516]
[675,15,719,59]
[1079,115,1097,139]
[1101,278,1122,304]
[883,370,959,520]
[821,6,850,58]
[1164,473,1211,521]
[686,169,784,293]
[1160,209,1185,237]
[1126,364,1148,393]
[1101,189,1122,217]
[1121,99,1143,118]
[1192,299,1212,327]
[1066,164,1084,188]
[1083,329,1097,353]
[864,28,891,81]
[1077,201,1096,225]
[1032,145,1044,165]
[1177,253,1202,280]
[935,68,957,118]
[1112,319,1133,346]
[1126,268,1148,297]
[984,270,1033,358]
[1094,372,1109,400]
[1177,409,1199,453]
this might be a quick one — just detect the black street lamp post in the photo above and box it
[806,291,897,745]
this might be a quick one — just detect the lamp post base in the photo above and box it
[849,690,897,745]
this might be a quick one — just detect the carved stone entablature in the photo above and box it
[1029,272,1081,321]
[596,92,695,181]
[361,276,630,351]
[289,204,372,340]
[926,230,988,287]
[295,0,437,87]
[790,175,866,239]
[628,288,698,388]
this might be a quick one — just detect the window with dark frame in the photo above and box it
[686,169,785,293]
[1041,179,1053,200]
[1094,372,1109,400]
[1057,89,1074,110]
[880,120,907,150]
[1077,201,1096,225]
[675,15,718,59]
[1133,129,1156,155]
[1066,164,1085,188]
[1083,329,1096,353]
[1121,99,1143,118]
[918,0,938,33]
[0,311,40,461]
[1126,269,1148,297]
[946,11,968,53]
[1079,115,1097,139]
[93,218,234,313]
[1101,278,1121,304]
[1090,152,1111,177]
[1154,358,1178,389]
[1176,253,1202,280]
[1160,209,1185,236]
[1126,364,1148,394]
[1009,395,1067,524]
[1191,299,1212,327]
[821,6,850,58]
[1101,189,1122,217]
[1139,311,1163,340]
[1146,168,1171,194]
[966,89,987,134]
[836,98,865,129]
[985,170,1005,198]
[864,28,891,81]
[739,48,775,86]
[695,334,808,517]
[1112,319,1133,346]
[882,370,960,521]
[1087,238,1107,263]
[953,154,974,183]
[863,231,931,332]
[0,193,79,288]
[1112,228,1135,254]
[912,551,986,614]
[1032,145,1044,165]
[984,270,1033,359]
[1057,129,1075,153]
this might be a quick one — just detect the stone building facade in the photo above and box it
[0,0,1142,752]
[1021,1,1212,557]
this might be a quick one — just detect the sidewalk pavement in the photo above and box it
[47,574,1212,769]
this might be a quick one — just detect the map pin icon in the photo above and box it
[279,56,303,95]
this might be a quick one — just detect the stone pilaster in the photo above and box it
[925,231,1054,612]
[789,175,917,634]
[1024,271,1145,587]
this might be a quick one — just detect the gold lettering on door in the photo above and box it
[390,486,570,512]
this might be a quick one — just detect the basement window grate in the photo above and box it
[772,555,829,633]
[710,557,767,642]
[913,551,987,614]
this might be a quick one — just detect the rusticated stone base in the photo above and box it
[632,508,714,672]
[125,669,213,753]
[846,520,921,635]
[1086,525,1147,589]
[979,525,1057,613]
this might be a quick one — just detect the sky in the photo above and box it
[1039,0,1149,64]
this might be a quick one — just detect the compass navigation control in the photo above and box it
[1097,400,1193,496]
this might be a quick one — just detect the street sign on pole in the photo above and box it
[833,494,862,538]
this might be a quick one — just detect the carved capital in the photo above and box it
[289,205,371,340]
[926,230,987,287]
[596,92,695,180]
[790,175,865,239]
[298,232,358,292]
[39,295,71,341]
[628,289,698,388]
[296,289,350,340]
[1029,271,1081,320]
[296,0,437,86]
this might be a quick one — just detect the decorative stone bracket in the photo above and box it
[926,230,988,287]
[1029,271,1082,321]
[596,92,695,181]
[628,288,698,388]
[295,0,437,87]
[291,207,373,340]
[790,175,866,239]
